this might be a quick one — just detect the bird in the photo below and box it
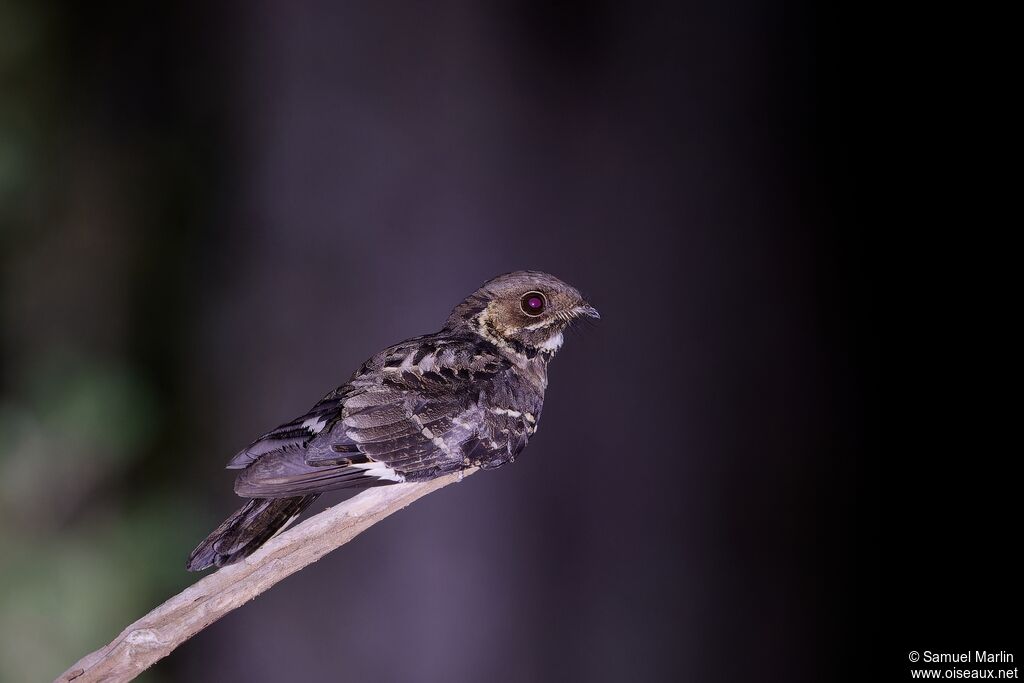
[186,270,599,571]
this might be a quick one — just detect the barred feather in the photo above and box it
[186,495,319,571]
[186,271,597,571]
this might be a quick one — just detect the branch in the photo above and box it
[56,469,477,683]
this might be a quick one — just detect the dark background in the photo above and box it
[0,1,900,681]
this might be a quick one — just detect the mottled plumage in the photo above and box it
[187,271,598,571]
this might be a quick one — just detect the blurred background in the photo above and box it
[1,1,870,681]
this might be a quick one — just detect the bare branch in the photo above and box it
[56,469,477,683]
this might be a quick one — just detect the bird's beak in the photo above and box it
[573,303,601,320]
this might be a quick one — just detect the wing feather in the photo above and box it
[230,333,521,496]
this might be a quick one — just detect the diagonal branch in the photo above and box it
[56,469,476,683]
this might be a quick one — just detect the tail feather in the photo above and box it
[186,495,319,571]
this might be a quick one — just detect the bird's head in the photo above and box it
[447,270,599,357]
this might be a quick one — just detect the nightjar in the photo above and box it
[187,271,598,571]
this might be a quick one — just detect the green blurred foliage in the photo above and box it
[1,2,217,679]
[0,358,203,681]
[0,1,54,241]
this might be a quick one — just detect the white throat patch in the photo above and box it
[474,306,563,358]
[538,331,564,353]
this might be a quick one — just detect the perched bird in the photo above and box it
[187,271,599,571]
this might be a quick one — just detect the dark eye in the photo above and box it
[520,291,546,316]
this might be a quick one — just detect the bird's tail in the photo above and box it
[186,495,320,571]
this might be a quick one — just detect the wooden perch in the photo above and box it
[57,469,476,683]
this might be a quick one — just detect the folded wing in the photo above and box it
[228,334,516,498]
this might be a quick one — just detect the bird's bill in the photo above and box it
[573,303,600,320]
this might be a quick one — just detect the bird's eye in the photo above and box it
[520,291,546,316]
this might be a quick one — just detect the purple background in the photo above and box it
[0,2,872,681]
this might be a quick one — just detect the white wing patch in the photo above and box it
[350,460,405,482]
[490,406,536,424]
[302,415,329,434]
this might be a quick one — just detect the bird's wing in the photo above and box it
[225,392,354,469]
[231,335,522,498]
